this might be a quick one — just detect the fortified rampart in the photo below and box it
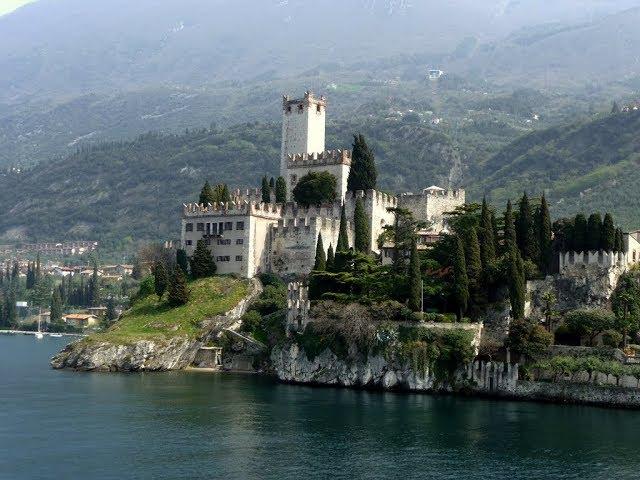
[398,188,465,231]
[286,282,310,334]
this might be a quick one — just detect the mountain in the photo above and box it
[475,109,640,228]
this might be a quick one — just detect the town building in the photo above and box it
[180,92,465,278]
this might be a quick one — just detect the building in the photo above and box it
[180,92,465,278]
[63,314,99,328]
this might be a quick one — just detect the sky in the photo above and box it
[0,0,37,16]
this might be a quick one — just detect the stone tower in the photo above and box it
[280,91,326,177]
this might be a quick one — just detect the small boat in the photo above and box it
[50,333,63,338]
[35,318,44,339]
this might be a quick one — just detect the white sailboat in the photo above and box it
[35,315,44,340]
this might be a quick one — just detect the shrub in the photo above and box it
[292,171,337,206]
[240,310,262,333]
[602,329,623,348]
[507,318,553,360]
[564,308,615,346]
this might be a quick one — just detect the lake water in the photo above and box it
[1,335,640,479]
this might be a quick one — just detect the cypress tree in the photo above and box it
[408,239,422,312]
[615,228,625,252]
[353,197,370,253]
[106,297,118,323]
[50,289,62,324]
[314,233,326,271]
[573,213,588,252]
[261,176,271,203]
[168,269,190,307]
[275,176,287,203]
[602,213,616,251]
[504,200,517,251]
[212,184,231,203]
[153,261,168,299]
[190,240,217,278]
[326,244,335,272]
[35,253,41,282]
[88,263,100,307]
[176,249,189,276]
[491,210,500,255]
[199,181,215,205]
[453,236,469,321]
[269,177,275,189]
[586,213,603,251]
[465,227,483,311]
[516,193,539,262]
[507,247,526,320]
[538,194,553,273]
[347,133,377,192]
[479,198,496,269]
[612,101,621,114]
[336,204,349,252]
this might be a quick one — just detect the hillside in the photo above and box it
[476,109,640,228]
[0,117,469,249]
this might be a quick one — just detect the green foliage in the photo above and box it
[347,133,377,192]
[531,356,640,382]
[336,204,349,253]
[153,261,168,299]
[516,192,539,263]
[611,272,640,347]
[168,268,190,307]
[538,194,552,273]
[240,310,262,333]
[504,200,517,251]
[507,247,526,320]
[261,176,271,203]
[507,318,552,360]
[275,176,287,203]
[602,213,616,251]
[199,181,216,205]
[314,233,326,271]
[326,244,335,272]
[106,297,118,322]
[133,275,155,304]
[587,213,603,251]
[50,289,63,324]
[176,249,189,276]
[212,184,230,203]
[292,171,337,207]
[408,239,421,312]
[353,196,370,253]
[573,213,588,252]
[452,236,469,320]
[251,284,286,316]
[479,198,496,269]
[190,239,217,279]
[564,308,615,346]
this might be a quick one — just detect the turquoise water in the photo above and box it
[1,336,640,479]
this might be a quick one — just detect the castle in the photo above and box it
[181,92,465,278]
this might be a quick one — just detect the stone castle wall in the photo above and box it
[398,188,465,231]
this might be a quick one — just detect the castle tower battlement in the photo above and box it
[286,149,352,169]
[286,281,310,334]
[183,201,283,218]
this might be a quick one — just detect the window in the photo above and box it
[316,104,321,113]
[236,221,245,230]
[224,222,233,231]
[205,239,211,246]
[235,255,243,262]
[185,223,193,232]
[217,239,231,246]
[297,104,303,113]
[287,105,292,113]
[236,239,244,245]
[185,240,192,246]
[216,256,230,262]
[196,223,204,232]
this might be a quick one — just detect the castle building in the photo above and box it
[180,92,465,278]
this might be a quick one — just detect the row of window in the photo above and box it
[216,256,243,262]
[185,239,244,247]
[185,221,245,233]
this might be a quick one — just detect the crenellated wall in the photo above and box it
[398,188,465,232]
[285,150,352,201]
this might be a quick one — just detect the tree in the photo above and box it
[347,133,377,192]
[269,177,275,189]
[314,233,326,271]
[479,198,496,269]
[168,269,190,307]
[516,193,538,262]
[507,247,526,320]
[353,196,370,253]
[538,194,552,273]
[153,261,168,299]
[504,200,517,251]
[190,240,217,278]
[615,228,625,252]
[611,273,640,348]
[131,258,144,280]
[212,183,230,203]
[573,213,588,252]
[586,213,603,251]
[176,249,189,276]
[408,239,422,312]
[88,262,100,307]
[106,297,118,322]
[50,289,63,324]
[275,176,287,203]
[507,319,552,360]
[612,101,621,114]
[336,204,349,252]
[602,213,616,251]
[261,176,271,203]
[326,244,335,272]
[465,227,483,310]
[199,181,216,205]
[35,253,41,283]
[564,309,615,346]
[452,236,469,321]
[292,171,337,207]
[385,207,421,275]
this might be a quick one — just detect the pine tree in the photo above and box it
[479,198,496,269]
[453,236,469,321]
[176,249,189,276]
[326,244,335,272]
[168,269,190,307]
[190,240,217,279]
[347,133,377,192]
[507,247,526,320]
[516,193,539,262]
[504,200,517,251]
[50,289,63,324]
[336,204,349,252]
[353,197,370,253]
[275,176,287,203]
[573,213,588,252]
[465,227,482,291]
[586,213,603,251]
[602,213,616,251]
[408,239,422,312]
[314,233,326,271]
[153,261,168,299]
[199,181,215,205]
[538,194,552,273]
[261,176,271,203]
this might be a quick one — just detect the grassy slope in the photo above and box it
[88,276,249,345]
